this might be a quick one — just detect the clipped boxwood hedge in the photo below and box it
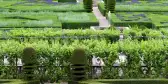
[62,22,99,29]
[98,3,106,16]
[107,13,153,28]
[58,0,76,2]
[81,79,168,84]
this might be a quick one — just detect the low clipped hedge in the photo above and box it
[81,79,168,84]
[62,22,99,29]
[107,13,153,28]
[0,79,40,84]
[98,3,106,16]
[58,0,76,2]
[57,13,99,29]
[112,22,153,28]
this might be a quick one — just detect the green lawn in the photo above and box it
[0,79,27,84]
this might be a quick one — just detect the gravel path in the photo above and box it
[92,0,110,29]
[93,7,110,28]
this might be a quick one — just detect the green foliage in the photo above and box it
[5,28,120,42]
[71,48,86,64]
[0,1,84,12]
[22,47,39,83]
[98,3,106,16]
[108,12,156,28]
[56,12,98,29]
[0,39,116,80]
[58,0,76,2]
[81,79,168,84]
[1,38,168,79]
[0,12,98,28]
[22,47,36,64]
[107,0,116,13]
[0,13,61,28]
[83,0,93,12]
[99,1,168,12]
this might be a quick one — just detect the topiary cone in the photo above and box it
[22,47,39,83]
[70,48,87,82]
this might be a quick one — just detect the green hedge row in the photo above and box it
[107,13,154,28]
[58,0,76,2]
[98,3,106,16]
[0,12,98,29]
[98,2,168,12]
[81,79,168,84]
[0,2,85,12]
[1,28,168,40]
[62,22,99,29]
[1,39,168,80]
[3,29,119,43]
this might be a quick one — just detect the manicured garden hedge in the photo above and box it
[0,1,85,12]
[1,39,168,80]
[0,14,62,28]
[107,13,153,28]
[58,0,76,3]
[81,79,168,84]
[56,12,99,29]
[0,12,98,29]
[1,28,168,40]
[98,2,168,12]
[98,3,106,16]
[4,28,120,42]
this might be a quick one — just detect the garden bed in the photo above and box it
[0,14,62,28]
[0,1,85,12]
[108,12,168,28]
[0,12,98,29]
[98,1,168,13]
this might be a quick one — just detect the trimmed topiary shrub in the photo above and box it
[83,0,93,12]
[22,47,39,84]
[70,48,87,82]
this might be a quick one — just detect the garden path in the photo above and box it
[92,0,110,29]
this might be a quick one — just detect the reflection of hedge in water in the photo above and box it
[1,39,168,79]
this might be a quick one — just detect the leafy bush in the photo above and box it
[5,28,120,43]
[0,39,117,80]
[0,39,168,80]
[22,47,39,83]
